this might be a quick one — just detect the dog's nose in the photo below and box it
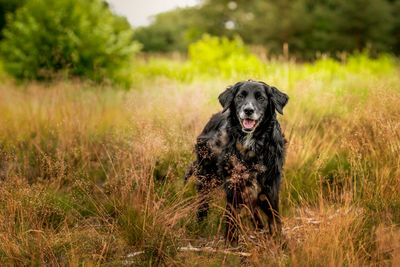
[244,108,254,115]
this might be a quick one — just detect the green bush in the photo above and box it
[0,0,141,86]
[0,0,26,39]
[188,34,264,78]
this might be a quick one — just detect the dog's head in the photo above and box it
[219,80,288,133]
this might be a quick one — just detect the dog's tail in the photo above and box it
[183,161,197,183]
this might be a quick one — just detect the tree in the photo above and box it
[391,0,400,54]
[134,7,203,52]
[0,0,26,39]
[312,0,395,55]
[0,0,141,86]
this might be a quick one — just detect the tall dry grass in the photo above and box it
[0,56,399,265]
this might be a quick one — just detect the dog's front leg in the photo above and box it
[252,208,265,229]
[259,188,282,237]
[195,179,212,222]
[224,185,242,246]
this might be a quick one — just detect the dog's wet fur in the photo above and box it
[184,80,289,245]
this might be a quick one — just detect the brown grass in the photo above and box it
[0,60,399,265]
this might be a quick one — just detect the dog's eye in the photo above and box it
[236,94,244,100]
[257,96,265,101]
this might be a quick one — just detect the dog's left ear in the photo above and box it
[265,85,289,115]
[219,82,242,113]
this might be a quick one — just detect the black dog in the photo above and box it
[184,80,288,244]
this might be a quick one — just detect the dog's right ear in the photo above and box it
[218,82,242,113]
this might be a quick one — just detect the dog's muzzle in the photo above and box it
[239,108,262,133]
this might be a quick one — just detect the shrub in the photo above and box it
[0,0,26,39]
[0,0,141,86]
[188,34,264,78]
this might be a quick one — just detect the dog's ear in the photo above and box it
[269,86,288,115]
[218,82,242,113]
[262,83,288,115]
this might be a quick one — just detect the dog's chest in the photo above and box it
[243,134,255,150]
[237,133,257,153]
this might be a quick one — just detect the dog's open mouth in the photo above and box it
[240,118,259,133]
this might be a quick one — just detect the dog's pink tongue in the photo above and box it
[243,119,255,129]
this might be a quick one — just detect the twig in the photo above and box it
[178,244,251,257]
[125,244,252,259]
[126,251,144,258]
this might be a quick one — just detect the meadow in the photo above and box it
[0,44,399,265]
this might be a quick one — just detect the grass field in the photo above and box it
[0,53,399,265]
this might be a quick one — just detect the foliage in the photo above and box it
[134,7,202,52]
[308,0,395,56]
[188,34,264,77]
[393,0,400,54]
[201,0,396,57]
[0,0,141,86]
[135,35,397,83]
[137,0,400,57]
[133,35,265,82]
[0,0,26,39]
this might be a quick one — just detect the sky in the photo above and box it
[106,0,199,27]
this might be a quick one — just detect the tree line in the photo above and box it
[135,0,400,59]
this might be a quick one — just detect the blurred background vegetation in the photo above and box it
[0,0,400,85]
[135,0,400,58]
